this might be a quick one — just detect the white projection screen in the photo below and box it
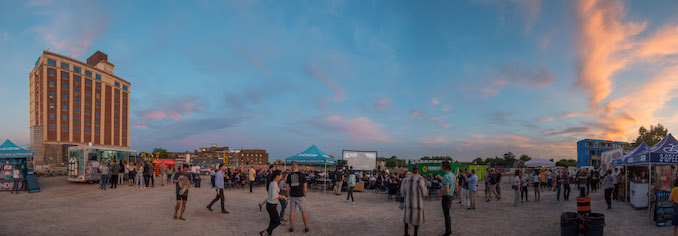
[342,150,377,170]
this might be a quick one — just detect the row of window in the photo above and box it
[48,124,99,135]
[49,58,101,80]
[48,113,127,128]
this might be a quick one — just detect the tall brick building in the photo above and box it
[29,51,131,166]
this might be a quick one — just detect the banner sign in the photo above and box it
[0,178,25,191]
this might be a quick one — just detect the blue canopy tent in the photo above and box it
[612,142,650,166]
[618,134,678,214]
[0,139,34,192]
[285,145,336,193]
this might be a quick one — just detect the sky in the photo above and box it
[2,0,678,162]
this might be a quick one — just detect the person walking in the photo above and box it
[110,160,119,189]
[612,168,620,200]
[287,162,309,233]
[602,169,615,209]
[249,166,256,193]
[346,170,356,204]
[494,170,502,197]
[99,162,109,190]
[467,169,478,210]
[539,169,546,192]
[11,165,21,194]
[402,164,429,236]
[556,170,562,201]
[279,172,289,225]
[118,160,124,185]
[667,181,678,236]
[143,162,150,188]
[577,169,588,197]
[148,162,156,188]
[136,163,145,188]
[487,169,500,201]
[127,162,135,186]
[167,166,174,184]
[159,163,167,186]
[173,164,191,221]
[533,170,541,201]
[207,164,229,213]
[520,171,529,202]
[259,170,287,236]
[562,167,571,201]
[513,170,521,207]
[259,165,278,211]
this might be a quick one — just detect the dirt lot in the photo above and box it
[0,176,672,236]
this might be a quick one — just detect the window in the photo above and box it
[62,94,67,100]
[123,85,128,91]
[86,90,91,96]
[47,59,56,66]
[75,86,80,93]
[74,117,79,123]
[123,133,126,138]
[75,107,80,113]
[96,102,100,108]
[62,72,68,79]
[85,109,90,114]
[49,91,54,98]
[62,114,67,121]
[74,76,80,82]
[115,107,118,112]
[63,84,68,90]
[96,92,100,99]
[96,111,100,117]
[115,124,118,129]
[49,70,55,76]
[61,62,69,70]
[62,104,67,111]
[49,102,54,109]
[95,129,100,135]
[62,125,67,132]
[95,120,100,126]
[75,96,80,103]
[123,118,126,123]
[85,70,92,77]
[123,101,126,106]
[115,98,119,104]
[115,81,120,87]
[85,99,90,105]
[49,124,55,130]
[75,127,79,133]
[49,81,55,87]
[123,93,127,98]
[85,128,90,134]
[49,113,54,120]
[86,79,91,86]
[86,118,90,124]
[123,125,126,130]
[96,83,100,89]
[95,74,101,80]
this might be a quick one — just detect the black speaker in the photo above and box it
[337,160,347,166]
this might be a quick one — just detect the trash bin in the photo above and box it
[561,212,580,236]
[582,213,605,236]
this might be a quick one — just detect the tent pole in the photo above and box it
[324,162,327,194]
[648,162,652,215]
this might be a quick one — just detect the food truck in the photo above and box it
[67,145,137,183]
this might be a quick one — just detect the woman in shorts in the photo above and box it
[533,169,541,201]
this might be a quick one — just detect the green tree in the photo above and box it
[152,147,169,159]
[519,154,532,162]
[503,152,516,167]
[556,159,577,167]
[472,157,485,165]
[385,156,407,168]
[633,123,668,147]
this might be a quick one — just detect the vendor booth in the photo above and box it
[285,145,337,193]
[615,134,678,226]
[0,139,35,192]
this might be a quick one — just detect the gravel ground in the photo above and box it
[0,176,672,236]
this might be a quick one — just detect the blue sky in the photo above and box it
[2,0,678,161]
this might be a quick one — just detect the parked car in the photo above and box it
[201,165,212,175]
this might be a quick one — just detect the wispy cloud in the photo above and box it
[305,63,347,104]
[432,97,440,105]
[28,1,110,58]
[373,97,391,112]
[139,98,203,120]
[309,115,390,143]
[421,137,447,147]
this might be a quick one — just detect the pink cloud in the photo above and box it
[537,116,555,122]
[422,137,447,147]
[432,98,440,105]
[141,100,202,120]
[134,125,148,129]
[310,115,390,143]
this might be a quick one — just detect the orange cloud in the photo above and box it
[572,0,678,141]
